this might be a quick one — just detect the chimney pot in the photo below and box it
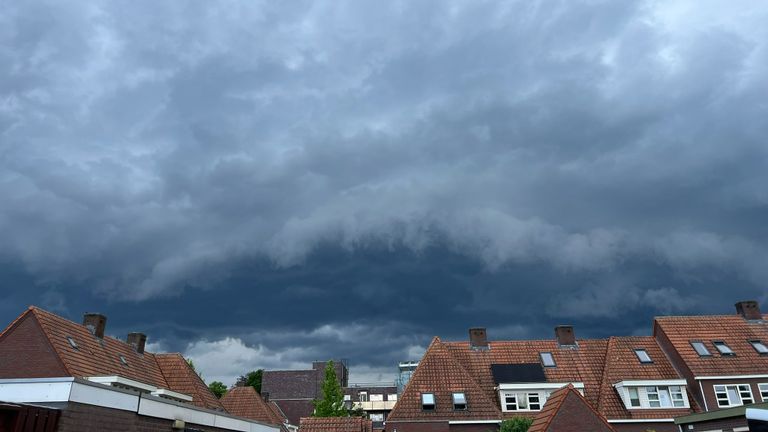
[127,332,147,354]
[736,300,762,321]
[83,313,107,339]
[469,327,489,350]
[555,325,576,346]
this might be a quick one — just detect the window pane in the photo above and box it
[658,388,672,407]
[739,385,754,404]
[752,341,768,354]
[714,341,735,355]
[453,393,466,404]
[691,342,711,356]
[727,387,741,405]
[635,349,652,363]
[759,384,768,400]
[540,352,556,367]
[628,388,641,407]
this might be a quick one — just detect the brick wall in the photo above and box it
[679,415,748,432]
[612,421,680,432]
[385,421,450,432]
[699,378,768,412]
[0,313,68,378]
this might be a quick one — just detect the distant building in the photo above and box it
[396,361,419,394]
[221,384,297,431]
[262,360,349,425]
[344,384,398,430]
[298,416,373,432]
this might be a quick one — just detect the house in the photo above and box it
[386,325,697,431]
[221,385,297,431]
[528,384,616,432]
[0,306,280,432]
[261,360,349,425]
[298,417,373,432]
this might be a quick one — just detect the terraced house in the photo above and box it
[386,301,768,432]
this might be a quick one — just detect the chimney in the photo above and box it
[736,300,763,321]
[127,332,147,354]
[555,325,576,346]
[83,313,107,339]
[469,327,489,350]
[262,392,270,402]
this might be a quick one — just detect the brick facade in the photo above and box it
[0,313,68,379]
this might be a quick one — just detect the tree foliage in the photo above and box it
[312,361,347,417]
[499,417,533,432]
[236,370,264,394]
[209,381,227,398]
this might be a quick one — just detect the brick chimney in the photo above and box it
[736,300,763,321]
[469,327,489,350]
[555,325,576,346]
[127,332,147,354]
[83,313,107,339]
[262,392,270,402]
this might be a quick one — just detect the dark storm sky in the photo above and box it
[1,1,768,385]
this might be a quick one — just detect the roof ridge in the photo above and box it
[596,336,618,414]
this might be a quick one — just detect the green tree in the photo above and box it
[186,357,203,380]
[236,370,264,393]
[312,361,347,417]
[499,417,533,432]
[209,381,227,398]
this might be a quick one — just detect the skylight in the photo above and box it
[452,392,467,410]
[119,355,129,366]
[691,341,711,357]
[66,336,79,350]
[751,340,768,354]
[713,341,734,356]
[634,349,652,363]
[540,352,556,367]
[422,393,435,410]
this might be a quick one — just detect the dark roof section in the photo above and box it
[490,363,546,384]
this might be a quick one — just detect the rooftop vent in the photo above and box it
[555,325,576,346]
[83,313,107,339]
[736,301,762,321]
[127,332,147,354]
[469,327,489,350]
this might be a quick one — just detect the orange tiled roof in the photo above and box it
[597,336,697,419]
[655,314,768,377]
[2,306,223,411]
[298,417,372,432]
[220,386,285,425]
[529,384,616,432]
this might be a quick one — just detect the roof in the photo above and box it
[298,417,372,432]
[272,400,316,426]
[220,386,285,425]
[529,384,616,432]
[0,306,223,411]
[597,336,698,420]
[388,334,696,423]
[655,314,768,377]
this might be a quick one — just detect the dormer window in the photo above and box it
[66,336,79,350]
[646,386,685,408]
[614,380,689,409]
[691,341,711,357]
[540,352,556,367]
[750,340,768,355]
[634,349,652,363]
[713,341,735,356]
[421,393,435,411]
[452,392,467,410]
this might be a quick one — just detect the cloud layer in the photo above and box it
[2,0,768,385]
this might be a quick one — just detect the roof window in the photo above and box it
[691,341,711,357]
[750,340,768,355]
[634,349,652,363]
[713,341,735,356]
[421,393,435,411]
[119,355,129,366]
[66,336,79,350]
[452,392,467,410]
[540,352,556,367]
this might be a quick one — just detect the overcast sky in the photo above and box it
[2,0,768,386]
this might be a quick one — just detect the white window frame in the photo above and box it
[713,341,735,356]
[500,390,548,412]
[359,391,368,402]
[369,413,384,422]
[614,381,689,410]
[646,386,685,408]
[452,392,467,410]
[387,393,398,401]
[714,384,754,408]
[751,340,768,355]
[759,383,768,402]
[421,392,435,410]
[628,387,641,407]
[369,393,383,402]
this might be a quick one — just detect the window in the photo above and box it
[628,388,641,407]
[759,384,768,401]
[343,395,351,401]
[119,355,129,366]
[369,413,384,422]
[714,384,753,408]
[421,393,435,410]
[66,336,79,350]
[387,393,398,401]
[645,386,685,408]
[751,340,768,355]
[370,394,383,402]
[713,341,735,356]
[359,392,368,402]
[691,341,712,357]
[540,352,556,367]
[452,392,467,410]
[635,349,652,363]
[501,391,546,412]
